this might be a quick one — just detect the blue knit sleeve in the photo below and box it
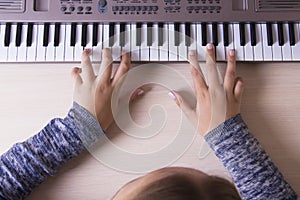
[204,114,298,200]
[0,102,104,200]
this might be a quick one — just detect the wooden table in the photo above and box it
[0,62,299,199]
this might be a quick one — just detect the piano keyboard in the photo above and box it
[1,22,300,63]
[1,0,300,62]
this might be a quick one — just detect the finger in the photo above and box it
[190,65,209,101]
[168,91,197,125]
[130,88,144,102]
[224,49,236,96]
[81,49,95,83]
[234,77,244,101]
[112,51,131,85]
[98,48,113,85]
[71,67,83,87]
[205,44,220,88]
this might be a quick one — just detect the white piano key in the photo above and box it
[291,22,300,61]
[26,24,38,62]
[207,23,213,44]
[244,23,254,61]
[149,23,159,61]
[253,23,264,61]
[0,24,8,61]
[65,24,75,62]
[282,23,292,61]
[92,23,103,62]
[140,23,150,61]
[103,24,110,49]
[122,24,131,53]
[261,23,273,61]
[46,24,55,62]
[111,23,121,61]
[216,23,226,61]
[196,24,206,61]
[168,24,178,61]
[36,24,46,62]
[233,23,245,61]
[7,24,18,62]
[55,24,66,62]
[272,23,283,61]
[159,23,169,61]
[130,24,139,61]
[17,24,27,62]
[178,23,187,61]
[86,24,93,50]
[225,23,235,60]
[74,24,83,62]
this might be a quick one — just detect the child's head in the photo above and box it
[112,167,241,200]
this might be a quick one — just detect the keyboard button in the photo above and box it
[26,23,34,47]
[120,22,126,47]
[225,23,235,60]
[185,22,191,46]
[109,22,115,47]
[71,23,77,47]
[196,23,206,61]
[131,23,140,61]
[250,23,257,46]
[16,23,22,47]
[122,23,131,53]
[159,23,169,61]
[216,23,225,61]
[75,24,83,61]
[288,22,296,46]
[54,23,60,47]
[174,22,180,46]
[277,22,284,46]
[111,23,121,61]
[169,23,178,61]
[0,24,8,61]
[282,23,292,61]
[140,23,150,61]
[92,23,103,62]
[178,23,187,61]
[239,22,246,46]
[150,23,159,61]
[17,24,27,62]
[36,24,47,61]
[4,23,12,47]
[244,23,254,61]
[291,22,300,61]
[43,23,50,47]
[46,24,55,61]
[223,23,229,46]
[136,22,142,46]
[272,23,283,61]
[147,22,153,46]
[7,24,18,62]
[158,22,164,46]
[266,22,273,46]
[253,23,263,61]
[233,23,245,61]
[212,23,218,46]
[201,22,207,46]
[81,23,88,47]
[92,23,99,47]
[188,23,197,55]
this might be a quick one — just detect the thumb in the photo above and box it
[168,91,197,126]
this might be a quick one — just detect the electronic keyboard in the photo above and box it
[0,0,300,62]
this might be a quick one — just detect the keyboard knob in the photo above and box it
[98,0,107,7]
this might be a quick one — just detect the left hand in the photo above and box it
[72,48,141,131]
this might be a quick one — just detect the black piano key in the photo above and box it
[15,23,22,47]
[212,23,218,46]
[43,23,50,47]
[158,22,164,46]
[109,22,115,47]
[120,23,126,47]
[71,23,77,47]
[288,22,296,46]
[147,22,153,46]
[26,23,33,47]
[81,23,88,47]
[223,23,229,46]
[239,23,246,46]
[185,22,191,46]
[250,23,257,46]
[54,23,60,47]
[4,23,12,47]
[201,22,207,46]
[174,22,180,46]
[266,22,273,46]
[277,22,284,46]
[92,23,98,46]
[136,23,142,46]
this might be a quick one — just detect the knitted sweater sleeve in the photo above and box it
[204,114,298,200]
[0,102,104,200]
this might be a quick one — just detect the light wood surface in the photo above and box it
[0,62,299,199]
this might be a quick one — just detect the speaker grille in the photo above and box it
[0,0,25,13]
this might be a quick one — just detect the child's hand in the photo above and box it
[72,49,140,131]
[169,44,244,136]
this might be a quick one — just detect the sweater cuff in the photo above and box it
[71,102,105,148]
[204,114,247,145]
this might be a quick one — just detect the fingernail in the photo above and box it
[189,51,196,56]
[168,91,177,100]
[84,48,91,54]
[137,89,144,96]
[229,50,235,57]
[207,43,213,50]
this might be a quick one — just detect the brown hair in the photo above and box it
[119,167,241,200]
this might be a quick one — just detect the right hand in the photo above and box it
[169,44,244,136]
